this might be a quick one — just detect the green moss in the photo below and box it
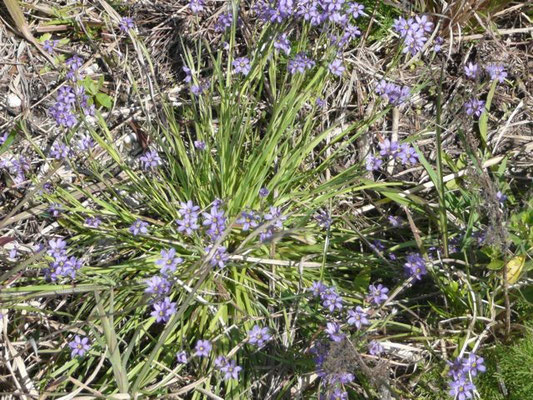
[477,327,533,400]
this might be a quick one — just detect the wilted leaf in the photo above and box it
[505,255,526,284]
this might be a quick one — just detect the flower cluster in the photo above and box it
[43,39,59,54]
[237,210,261,231]
[288,52,315,74]
[189,0,204,14]
[310,282,343,313]
[307,282,396,397]
[176,200,201,235]
[0,155,30,185]
[403,253,427,280]
[447,354,486,399]
[215,12,233,32]
[366,138,419,171]
[145,250,182,323]
[375,80,411,105]
[261,206,286,241]
[44,238,83,281]
[202,203,227,241]
[393,15,434,55]
[49,84,94,129]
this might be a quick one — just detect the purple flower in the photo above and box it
[63,256,83,278]
[177,217,200,236]
[463,354,486,377]
[191,80,210,96]
[139,149,162,170]
[414,15,434,33]
[43,39,58,54]
[264,206,286,229]
[248,325,272,348]
[368,340,384,356]
[176,350,188,364]
[447,357,466,380]
[205,245,229,269]
[325,322,345,342]
[485,64,507,83]
[328,59,345,76]
[215,12,233,32]
[151,297,176,323]
[288,53,315,74]
[145,275,172,296]
[366,284,389,305]
[348,2,364,18]
[202,206,226,229]
[85,216,102,228]
[375,80,411,105]
[179,200,200,219]
[393,15,432,55]
[48,203,63,217]
[404,253,427,280]
[8,247,18,260]
[310,281,326,297]
[397,143,419,165]
[464,98,485,117]
[155,248,183,275]
[232,57,251,76]
[48,238,67,258]
[464,62,479,79]
[194,339,212,357]
[449,376,475,400]
[194,140,206,150]
[66,55,83,71]
[119,17,134,32]
[329,389,348,400]
[315,210,332,229]
[321,288,343,312]
[203,203,226,240]
[220,359,242,380]
[189,0,204,14]
[433,36,444,52]
[322,0,344,13]
[259,187,270,198]
[237,210,260,231]
[496,191,507,204]
[347,306,370,329]
[388,216,401,227]
[340,24,361,45]
[77,135,95,151]
[69,335,91,357]
[50,142,71,160]
[379,139,399,157]
[215,355,228,367]
[366,154,383,171]
[316,98,326,108]
[274,33,291,55]
[129,219,149,236]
